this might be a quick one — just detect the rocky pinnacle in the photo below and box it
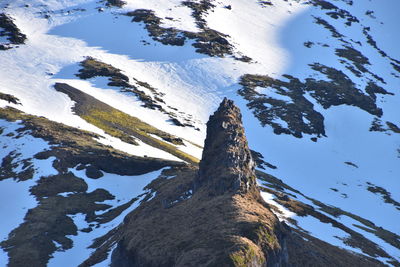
[195,98,258,196]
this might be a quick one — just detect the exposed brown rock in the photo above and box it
[108,168,287,267]
[105,99,288,267]
[83,99,385,267]
[195,98,258,196]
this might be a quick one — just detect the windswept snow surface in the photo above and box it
[0,0,206,158]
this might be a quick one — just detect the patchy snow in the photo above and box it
[92,243,116,267]
[261,188,398,261]
[260,191,295,221]
[338,215,400,262]
[48,168,164,266]
[294,214,367,254]
[1,0,207,155]
[54,78,205,148]
[256,87,293,103]
[176,139,203,160]
[261,188,371,258]
[95,132,182,161]
[49,5,204,62]
[149,133,202,160]
[332,0,400,60]
[123,0,199,33]
[215,2,400,260]
[242,98,400,233]
[0,119,58,263]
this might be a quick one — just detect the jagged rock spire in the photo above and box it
[195,98,258,195]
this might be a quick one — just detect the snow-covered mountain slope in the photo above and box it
[0,0,399,266]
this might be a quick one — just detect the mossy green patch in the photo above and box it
[54,83,199,164]
[230,244,262,267]
[82,108,199,164]
[76,57,198,129]
[0,106,184,176]
[0,107,180,266]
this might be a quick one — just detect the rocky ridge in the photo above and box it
[85,99,383,267]
[103,98,288,267]
[195,98,258,196]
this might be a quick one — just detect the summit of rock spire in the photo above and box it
[195,98,258,196]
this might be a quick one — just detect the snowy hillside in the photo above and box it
[0,0,399,266]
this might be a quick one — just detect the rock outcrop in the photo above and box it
[92,99,383,267]
[102,99,288,267]
[195,98,258,196]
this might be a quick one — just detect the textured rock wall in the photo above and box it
[195,98,258,196]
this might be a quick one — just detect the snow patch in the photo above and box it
[48,168,164,266]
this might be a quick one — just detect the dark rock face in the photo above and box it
[195,98,258,196]
[0,92,21,105]
[0,13,27,50]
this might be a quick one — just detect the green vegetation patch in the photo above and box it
[54,83,199,164]
[0,108,174,266]
[76,57,197,128]
[230,245,261,267]
[0,106,183,175]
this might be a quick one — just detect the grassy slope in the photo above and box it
[54,83,199,164]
